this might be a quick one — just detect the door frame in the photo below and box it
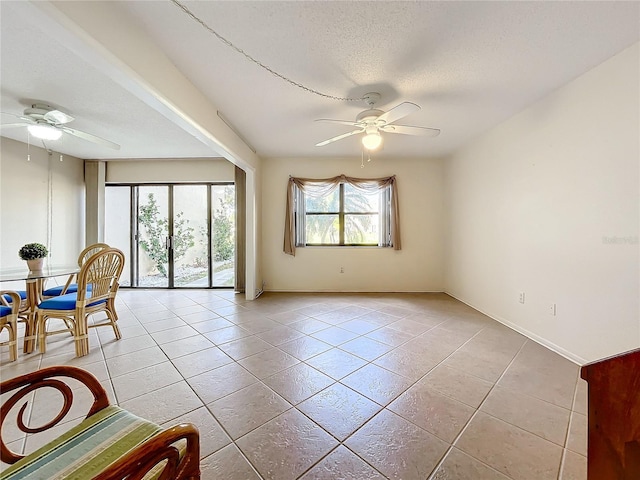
[106,182,235,289]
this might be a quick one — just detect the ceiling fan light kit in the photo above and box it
[1,103,120,150]
[362,130,382,150]
[27,123,62,141]
[315,92,440,151]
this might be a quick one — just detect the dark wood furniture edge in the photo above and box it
[580,347,640,480]
[1,365,200,479]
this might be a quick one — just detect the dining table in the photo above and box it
[0,264,80,353]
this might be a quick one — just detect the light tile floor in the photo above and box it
[0,290,587,479]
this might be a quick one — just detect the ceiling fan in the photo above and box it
[315,92,440,151]
[0,103,120,150]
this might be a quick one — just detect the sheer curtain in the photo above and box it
[284,174,400,256]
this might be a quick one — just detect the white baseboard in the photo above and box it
[261,288,587,365]
[263,289,445,294]
[444,291,587,366]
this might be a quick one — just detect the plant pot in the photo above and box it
[27,258,44,271]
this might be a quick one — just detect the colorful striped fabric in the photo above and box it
[0,406,163,480]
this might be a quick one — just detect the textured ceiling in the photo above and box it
[0,2,217,160]
[1,1,639,161]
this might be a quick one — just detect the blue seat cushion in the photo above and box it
[2,291,26,302]
[43,283,79,296]
[0,305,12,317]
[38,291,105,310]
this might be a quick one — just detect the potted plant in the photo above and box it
[19,242,48,271]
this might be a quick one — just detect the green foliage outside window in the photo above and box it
[213,186,235,262]
[138,193,195,277]
[305,184,378,245]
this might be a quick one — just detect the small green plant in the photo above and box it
[18,242,48,260]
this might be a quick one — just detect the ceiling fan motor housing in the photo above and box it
[314,92,439,148]
[24,104,53,120]
[363,92,381,107]
[356,109,385,124]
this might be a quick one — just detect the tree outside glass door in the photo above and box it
[105,183,234,288]
[173,185,208,287]
[210,185,235,287]
[137,186,170,287]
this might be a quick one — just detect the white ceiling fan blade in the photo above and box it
[315,119,362,127]
[376,102,421,126]
[0,122,32,129]
[380,124,441,137]
[44,109,74,124]
[60,126,121,150]
[1,112,35,124]
[315,129,363,147]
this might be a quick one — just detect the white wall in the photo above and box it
[0,137,85,271]
[444,43,640,363]
[106,158,234,183]
[23,0,263,299]
[262,156,444,292]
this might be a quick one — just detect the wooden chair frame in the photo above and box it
[0,290,20,361]
[36,248,125,357]
[43,242,111,298]
[0,365,200,479]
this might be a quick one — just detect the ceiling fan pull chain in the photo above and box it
[170,0,365,102]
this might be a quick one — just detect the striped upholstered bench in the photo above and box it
[0,366,200,479]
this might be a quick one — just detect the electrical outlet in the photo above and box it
[549,303,556,316]
[340,267,344,274]
[518,292,525,304]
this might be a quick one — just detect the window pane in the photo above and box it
[137,186,169,288]
[105,186,131,286]
[344,184,379,212]
[173,185,208,287]
[306,214,339,244]
[211,185,236,287]
[306,189,339,212]
[345,215,379,244]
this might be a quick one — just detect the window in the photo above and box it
[302,182,388,246]
[284,175,401,255]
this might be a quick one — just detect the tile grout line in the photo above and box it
[206,301,481,478]
[117,292,267,478]
[556,372,584,480]
[193,301,432,479]
[426,338,531,480]
[5,292,582,479]
[288,313,495,480]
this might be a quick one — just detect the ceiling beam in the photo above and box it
[14,0,261,172]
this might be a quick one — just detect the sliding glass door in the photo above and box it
[104,186,132,287]
[173,185,208,287]
[137,186,170,287]
[105,183,235,288]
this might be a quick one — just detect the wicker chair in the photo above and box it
[36,247,124,357]
[0,365,200,479]
[0,291,20,362]
[42,242,111,297]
